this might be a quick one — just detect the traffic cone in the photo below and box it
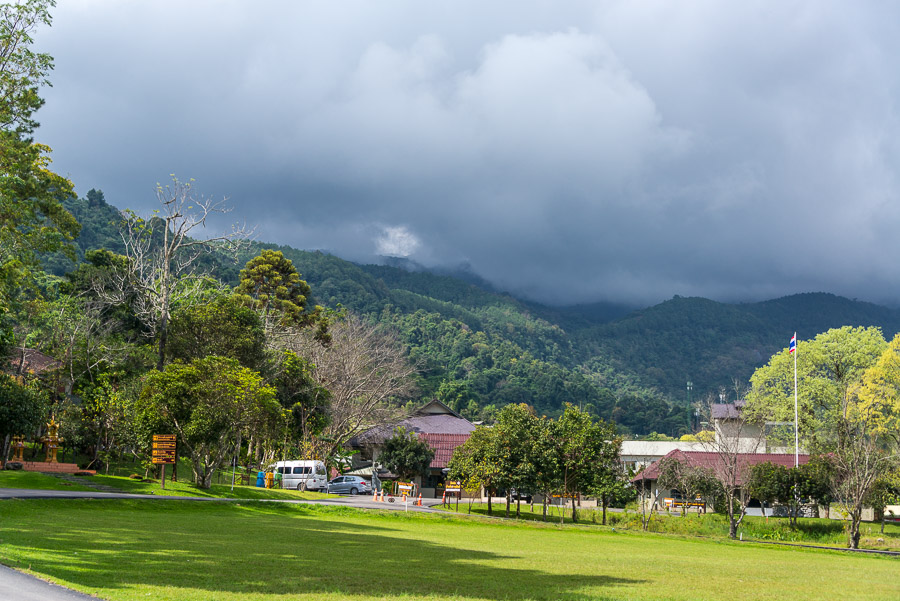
[373,490,378,501]
[441,491,446,505]
[380,491,385,502]
[416,493,422,506]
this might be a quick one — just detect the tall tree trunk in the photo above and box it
[505,491,510,518]
[487,487,492,516]
[571,495,578,523]
[602,494,608,525]
[516,495,521,519]
[848,504,863,549]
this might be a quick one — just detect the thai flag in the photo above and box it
[789,333,796,354]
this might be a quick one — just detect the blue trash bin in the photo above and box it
[256,471,265,487]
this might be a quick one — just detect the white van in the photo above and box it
[272,460,327,491]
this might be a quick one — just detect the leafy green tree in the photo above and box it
[448,425,503,515]
[492,403,540,518]
[746,461,788,519]
[271,350,330,452]
[0,375,46,459]
[530,415,562,521]
[551,404,620,523]
[590,467,633,525]
[378,426,435,483]
[235,250,310,328]
[867,472,900,533]
[137,356,278,488]
[167,294,265,370]
[1,0,78,353]
[747,326,893,548]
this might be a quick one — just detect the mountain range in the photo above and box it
[49,191,900,436]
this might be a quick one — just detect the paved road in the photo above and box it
[0,564,105,601]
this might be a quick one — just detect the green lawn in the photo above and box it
[0,470,335,501]
[439,502,900,551]
[1,499,897,601]
[0,471,96,491]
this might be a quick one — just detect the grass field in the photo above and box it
[0,469,335,500]
[0,471,96,491]
[440,502,900,551]
[1,499,898,601]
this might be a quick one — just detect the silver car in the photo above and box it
[326,475,371,495]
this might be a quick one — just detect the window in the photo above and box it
[293,466,311,475]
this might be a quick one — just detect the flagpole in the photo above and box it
[793,332,799,468]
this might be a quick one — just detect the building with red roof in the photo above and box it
[632,448,810,512]
[350,400,476,496]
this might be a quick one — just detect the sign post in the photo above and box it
[445,480,462,511]
[152,434,177,489]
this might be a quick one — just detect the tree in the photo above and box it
[1,0,78,354]
[271,350,330,455]
[697,391,767,538]
[551,404,620,523]
[492,403,540,518]
[0,374,46,460]
[746,461,787,520]
[530,415,562,521]
[235,250,312,332]
[137,356,278,488]
[167,294,265,370]
[283,313,415,459]
[656,456,716,517]
[447,425,503,516]
[378,426,435,482]
[590,462,634,525]
[94,177,249,370]
[747,326,893,548]
[867,471,900,534]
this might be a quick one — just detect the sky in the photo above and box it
[32,1,900,307]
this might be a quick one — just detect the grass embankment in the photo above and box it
[440,502,900,551]
[0,470,335,501]
[1,499,898,601]
[0,471,96,491]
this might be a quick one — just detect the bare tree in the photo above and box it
[635,471,662,531]
[94,177,250,370]
[699,390,767,539]
[656,456,716,517]
[284,313,415,459]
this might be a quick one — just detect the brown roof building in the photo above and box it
[351,400,476,496]
[633,449,810,487]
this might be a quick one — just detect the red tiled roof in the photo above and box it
[633,449,810,486]
[418,433,471,469]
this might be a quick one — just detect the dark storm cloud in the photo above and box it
[35,1,900,306]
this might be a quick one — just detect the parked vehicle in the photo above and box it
[510,489,533,503]
[271,460,327,491]
[327,475,371,495]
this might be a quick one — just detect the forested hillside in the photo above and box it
[56,192,900,436]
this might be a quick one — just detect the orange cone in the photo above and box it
[373,490,378,501]
[416,493,422,506]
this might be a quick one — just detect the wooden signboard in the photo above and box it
[445,481,462,493]
[152,434,176,489]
